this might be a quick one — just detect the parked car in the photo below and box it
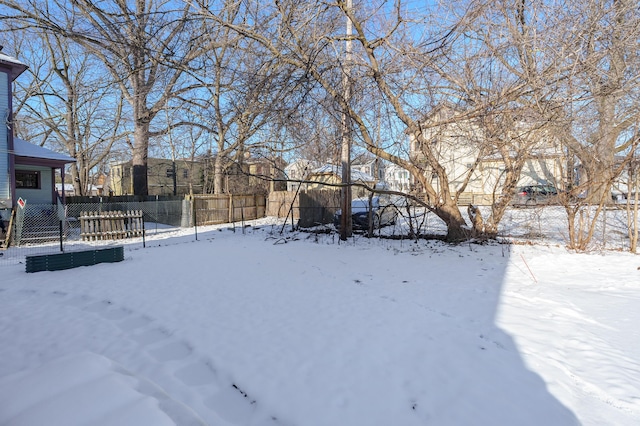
[334,195,398,229]
[512,184,559,206]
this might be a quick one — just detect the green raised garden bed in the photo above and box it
[26,246,124,273]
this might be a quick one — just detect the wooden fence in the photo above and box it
[80,210,144,241]
[192,194,266,226]
[267,190,340,228]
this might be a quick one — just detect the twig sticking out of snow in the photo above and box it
[520,253,538,283]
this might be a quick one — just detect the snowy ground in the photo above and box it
[0,219,639,425]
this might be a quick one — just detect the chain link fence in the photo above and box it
[492,205,636,250]
[1,197,638,266]
[373,203,637,251]
[0,199,187,265]
[267,189,638,250]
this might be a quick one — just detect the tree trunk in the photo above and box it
[627,160,639,253]
[70,163,83,196]
[214,155,224,194]
[132,120,150,197]
[581,160,615,205]
[435,202,468,242]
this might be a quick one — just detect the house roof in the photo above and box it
[284,159,318,172]
[14,138,75,167]
[0,52,28,81]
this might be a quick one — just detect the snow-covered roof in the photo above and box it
[14,138,75,163]
[55,183,98,192]
[311,164,375,182]
[0,52,28,80]
[55,183,75,192]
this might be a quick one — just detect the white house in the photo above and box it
[352,157,385,182]
[409,105,566,204]
[384,164,411,192]
[284,159,319,192]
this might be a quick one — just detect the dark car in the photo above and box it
[512,184,559,206]
[334,196,398,230]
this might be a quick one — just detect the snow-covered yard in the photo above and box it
[0,220,639,425]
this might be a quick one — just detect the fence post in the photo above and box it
[59,220,64,252]
[155,195,159,233]
[141,210,146,248]
[193,197,198,241]
[241,198,245,233]
[602,207,607,248]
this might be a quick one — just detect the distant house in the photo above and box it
[409,104,566,204]
[284,159,319,192]
[110,158,204,196]
[110,155,284,196]
[1,51,75,230]
[304,164,375,198]
[352,157,385,182]
[384,164,411,192]
[244,156,287,194]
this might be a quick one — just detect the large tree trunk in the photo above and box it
[435,203,468,242]
[581,162,615,205]
[132,120,150,197]
[213,155,225,194]
[69,162,82,196]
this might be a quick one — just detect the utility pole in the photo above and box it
[340,0,353,240]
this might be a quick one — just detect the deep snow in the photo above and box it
[0,220,638,425]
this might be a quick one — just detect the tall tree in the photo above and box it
[199,0,489,240]
[472,0,640,248]
[0,0,213,196]
[188,1,310,194]
[3,27,125,195]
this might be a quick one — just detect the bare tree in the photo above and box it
[0,0,215,196]
[625,149,639,252]
[196,0,487,240]
[167,1,307,195]
[472,0,640,249]
[3,28,125,195]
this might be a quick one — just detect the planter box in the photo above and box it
[26,246,124,273]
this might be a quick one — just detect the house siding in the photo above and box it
[15,165,54,204]
[0,71,9,206]
[410,107,566,204]
[110,158,204,196]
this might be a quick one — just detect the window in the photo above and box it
[15,170,41,189]
[166,168,174,178]
[182,169,189,179]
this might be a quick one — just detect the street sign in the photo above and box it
[17,198,25,209]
